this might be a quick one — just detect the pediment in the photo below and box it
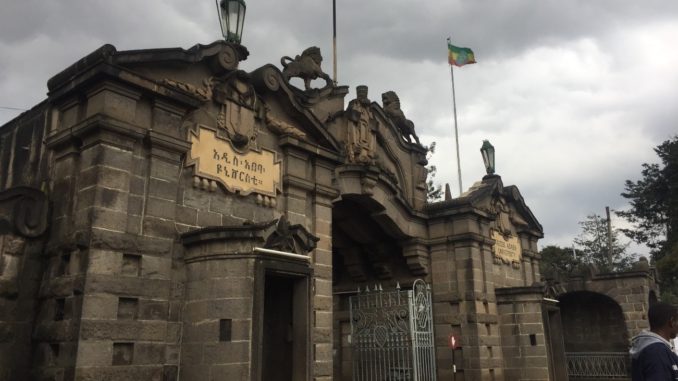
[46,42,342,155]
[471,176,543,237]
[429,175,543,238]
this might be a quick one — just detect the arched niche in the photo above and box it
[558,291,629,352]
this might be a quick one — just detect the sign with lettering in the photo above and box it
[491,230,521,263]
[187,126,281,197]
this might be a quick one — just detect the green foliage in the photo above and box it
[425,142,443,202]
[539,245,585,279]
[573,214,633,273]
[656,242,678,304]
[617,136,678,300]
[540,214,633,278]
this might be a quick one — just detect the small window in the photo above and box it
[220,319,232,342]
[57,254,71,276]
[49,343,60,366]
[54,298,66,321]
[529,334,537,346]
[121,254,141,277]
[112,343,134,365]
[117,298,139,320]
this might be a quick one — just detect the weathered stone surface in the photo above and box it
[3,39,659,381]
[80,320,167,341]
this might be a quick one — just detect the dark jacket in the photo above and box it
[630,331,678,381]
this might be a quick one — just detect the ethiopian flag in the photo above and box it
[448,42,476,67]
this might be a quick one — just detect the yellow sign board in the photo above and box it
[187,126,281,197]
[491,230,521,263]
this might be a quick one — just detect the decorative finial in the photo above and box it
[445,183,452,200]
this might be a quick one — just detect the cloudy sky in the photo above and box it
[1,0,677,254]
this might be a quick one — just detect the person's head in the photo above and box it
[648,302,678,339]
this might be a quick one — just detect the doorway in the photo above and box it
[262,275,294,381]
[542,304,567,381]
[258,265,310,381]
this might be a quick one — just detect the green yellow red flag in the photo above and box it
[448,42,476,67]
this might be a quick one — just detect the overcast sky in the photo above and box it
[1,0,677,255]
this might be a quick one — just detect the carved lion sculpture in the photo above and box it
[381,91,421,145]
[280,47,332,91]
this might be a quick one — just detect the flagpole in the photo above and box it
[332,0,337,85]
[448,38,463,196]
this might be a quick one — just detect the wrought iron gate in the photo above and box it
[349,279,437,381]
[565,352,631,378]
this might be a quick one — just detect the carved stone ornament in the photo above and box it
[490,198,513,238]
[263,106,306,140]
[381,91,421,145]
[162,78,213,102]
[488,198,521,265]
[264,215,319,255]
[164,71,261,150]
[346,85,377,164]
[0,187,49,238]
[213,71,259,149]
[280,47,333,92]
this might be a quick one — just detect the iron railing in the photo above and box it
[565,352,631,379]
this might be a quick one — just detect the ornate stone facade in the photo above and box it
[0,40,657,381]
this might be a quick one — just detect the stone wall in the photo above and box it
[20,40,345,380]
[496,287,550,381]
[0,41,567,381]
[0,107,52,381]
[554,268,658,347]
[492,234,541,289]
[559,291,628,352]
[429,213,506,381]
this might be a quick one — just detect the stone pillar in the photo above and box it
[39,80,193,380]
[496,286,550,381]
[0,233,31,381]
[312,194,335,381]
[180,227,260,380]
[430,239,461,380]
[429,213,504,381]
[280,140,339,381]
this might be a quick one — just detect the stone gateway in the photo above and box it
[0,40,657,381]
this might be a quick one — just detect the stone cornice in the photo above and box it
[45,114,190,155]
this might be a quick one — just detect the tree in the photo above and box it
[539,245,585,279]
[425,142,443,202]
[539,214,633,278]
[573,214,634,272]
[617,136,678,301]
[617,136,678,254]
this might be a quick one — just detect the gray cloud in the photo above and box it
[2,0,676,255]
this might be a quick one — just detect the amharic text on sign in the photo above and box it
[188,126,281,196]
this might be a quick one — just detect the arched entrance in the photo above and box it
[559,291,630,379]
[330,195,425,380]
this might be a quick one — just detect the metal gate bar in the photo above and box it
[350,280,437,381]
[565,352,630,379]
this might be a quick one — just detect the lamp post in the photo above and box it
[216,0,246,44]
[480,140,495,176]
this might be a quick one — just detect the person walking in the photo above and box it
[630,302,678,380]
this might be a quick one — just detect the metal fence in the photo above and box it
[565,352,631,379]
[350,279,436,381]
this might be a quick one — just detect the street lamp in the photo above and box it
[480,140,495,175]
[216,0,246,44]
